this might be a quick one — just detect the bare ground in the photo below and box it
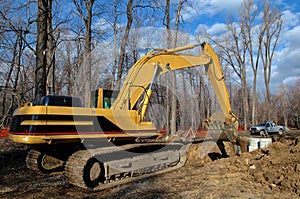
[1,131,300,199]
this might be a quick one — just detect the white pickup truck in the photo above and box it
[250,121,286,137]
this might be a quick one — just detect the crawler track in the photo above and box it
[26,149,65,174]
[26,149,42,173]
[65,142,190,191]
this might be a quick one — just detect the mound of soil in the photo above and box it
[184,134,300,198]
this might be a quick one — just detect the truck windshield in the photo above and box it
[257,123,267,126]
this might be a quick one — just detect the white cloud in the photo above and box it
[209,0,244,14]
[181,0,243,21]
[274,25,300,79]
[275,47,300,77]
[282,26,300,50]
[270,25,300,92]
[283,76,300,86]
[282,10,300,27]
[207,23,227,35]
[92,18,112,33]
[195,22,229,37]
[190,0,243,16]
[181,4,199,22]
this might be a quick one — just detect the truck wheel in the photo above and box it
[259,130,268,137]
[278,129,283,135]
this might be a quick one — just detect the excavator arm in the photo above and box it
[110,42,247,149]
[201,43,238,125]
[112,43,237,127]
[201,43,241,146]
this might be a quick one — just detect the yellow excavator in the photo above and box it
[8,42,247,190]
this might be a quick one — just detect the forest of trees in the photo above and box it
[0,0,299,130]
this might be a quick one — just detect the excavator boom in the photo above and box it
[112,44,211,110]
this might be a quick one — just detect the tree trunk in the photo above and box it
[110,0,118,89]
[165,0,171,47]
[164,0,172,135]
[170,0,183,135]
[73,0,95,105]
[10,31,23,115]
[260,0,282,121]
[241,74,249,130]
[46,0,55,95]
[85,0,94,91]
[35,0,49,99]
[2,36,19,116]
[240,0,261,126]
[252,73,257,125]
[115,0,133,90]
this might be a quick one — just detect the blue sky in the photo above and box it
[177,0,300,93]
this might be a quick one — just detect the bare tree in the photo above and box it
[0,1,36,126]
[35,0,51,99]
[171,0,184,135]
[115,0,133,90]
[110,0,119,90]
[46,0,55,95]
[222,20,249,129]
[165,0,172,47]
[0,33,22,127]
[72,0,95,105]
[164,0,172,134]
[200,0,282,128]
[162,0,186,135]
[286,79,300,129]
[240,0,263,125]
[260,0,282,120]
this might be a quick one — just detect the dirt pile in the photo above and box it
[186,140,236,166]
[184,136,300,197]
[243,137,300,193]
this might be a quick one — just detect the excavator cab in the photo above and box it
[90,88,119,109]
